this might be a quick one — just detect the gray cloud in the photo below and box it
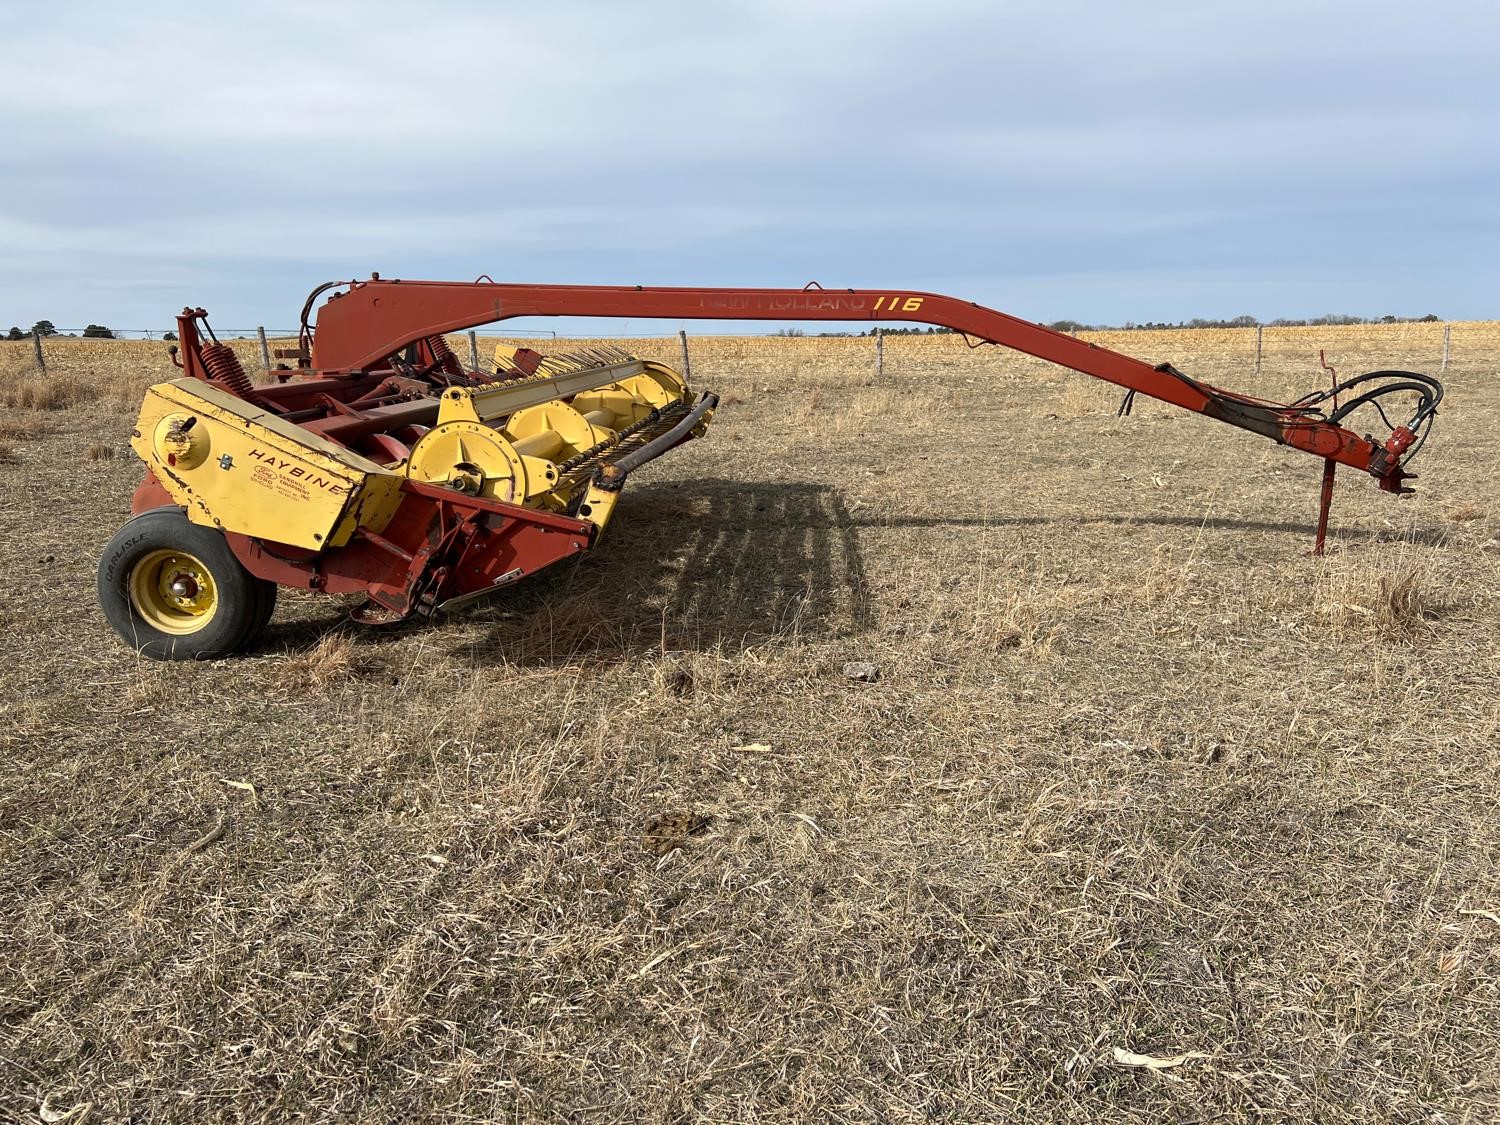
[1,0,1494,331]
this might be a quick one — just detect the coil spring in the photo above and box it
[426,334,463,376]
[201,343,273,410]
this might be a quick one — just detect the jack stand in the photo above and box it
[1312,458,1336,556]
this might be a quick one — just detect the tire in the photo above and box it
[246,578,279,649]
[97,508,276,660]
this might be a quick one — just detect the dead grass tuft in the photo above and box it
[937,567,1091,660]
[977,586,1062,657]
[0,442,17,465]
[1447,502,1483,522]
[273,632,369,693]
[122,665,195,711]
[0,372,99,411]
[1052,376,1119,417]
[484,592,626,663]
[86,441,116,461]
[1374,565,1434,628]
[1138,542,1200,607]
[0,416,53,440]
[1312,554,1440,634]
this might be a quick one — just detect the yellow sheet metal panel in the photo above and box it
[573,481,622,540]
[130,379,404,551]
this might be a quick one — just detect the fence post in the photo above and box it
[468,330,479,371]
[1441,324,1451,373]
[678,329,692,379]
[256,326,271,371]
[1254,324,1263,375]
[875,328,884,378]
[32,331,45,373]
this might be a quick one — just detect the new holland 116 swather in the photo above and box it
[98,277,1443,659]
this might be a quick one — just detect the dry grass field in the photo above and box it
[0,325,1497,1122]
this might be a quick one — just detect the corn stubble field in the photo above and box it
[1,324,1498,1123]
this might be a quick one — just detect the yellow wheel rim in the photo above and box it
[129,548,219,635]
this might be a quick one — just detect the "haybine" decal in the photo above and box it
[246,448,348,495]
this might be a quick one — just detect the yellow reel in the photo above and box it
[572,363,687,429]
[504,401,610,460]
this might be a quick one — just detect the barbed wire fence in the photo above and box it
[1,321,1483,379]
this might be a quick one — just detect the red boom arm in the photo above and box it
[306,278,1431,495]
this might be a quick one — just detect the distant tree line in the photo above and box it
[5,320,120,339]
[774,326,959,337]
[1045,313,1444,332]
[772,315,1449,338]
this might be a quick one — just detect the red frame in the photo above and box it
[305,280,1416,488]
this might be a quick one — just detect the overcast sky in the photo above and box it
[1,0,1495,335]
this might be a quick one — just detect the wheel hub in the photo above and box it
[130,549,219,634]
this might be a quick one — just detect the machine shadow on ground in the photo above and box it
[257,477,1449,664]
[254,478,878,664]
[446,475,1450,667]
[453,478,876,666]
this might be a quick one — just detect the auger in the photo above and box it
[98,276,1442,658]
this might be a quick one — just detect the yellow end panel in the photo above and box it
[327,475,406,548]
[574,482,622,541]
[131,380,403,550]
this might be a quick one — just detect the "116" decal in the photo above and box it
[871,295,925,312]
